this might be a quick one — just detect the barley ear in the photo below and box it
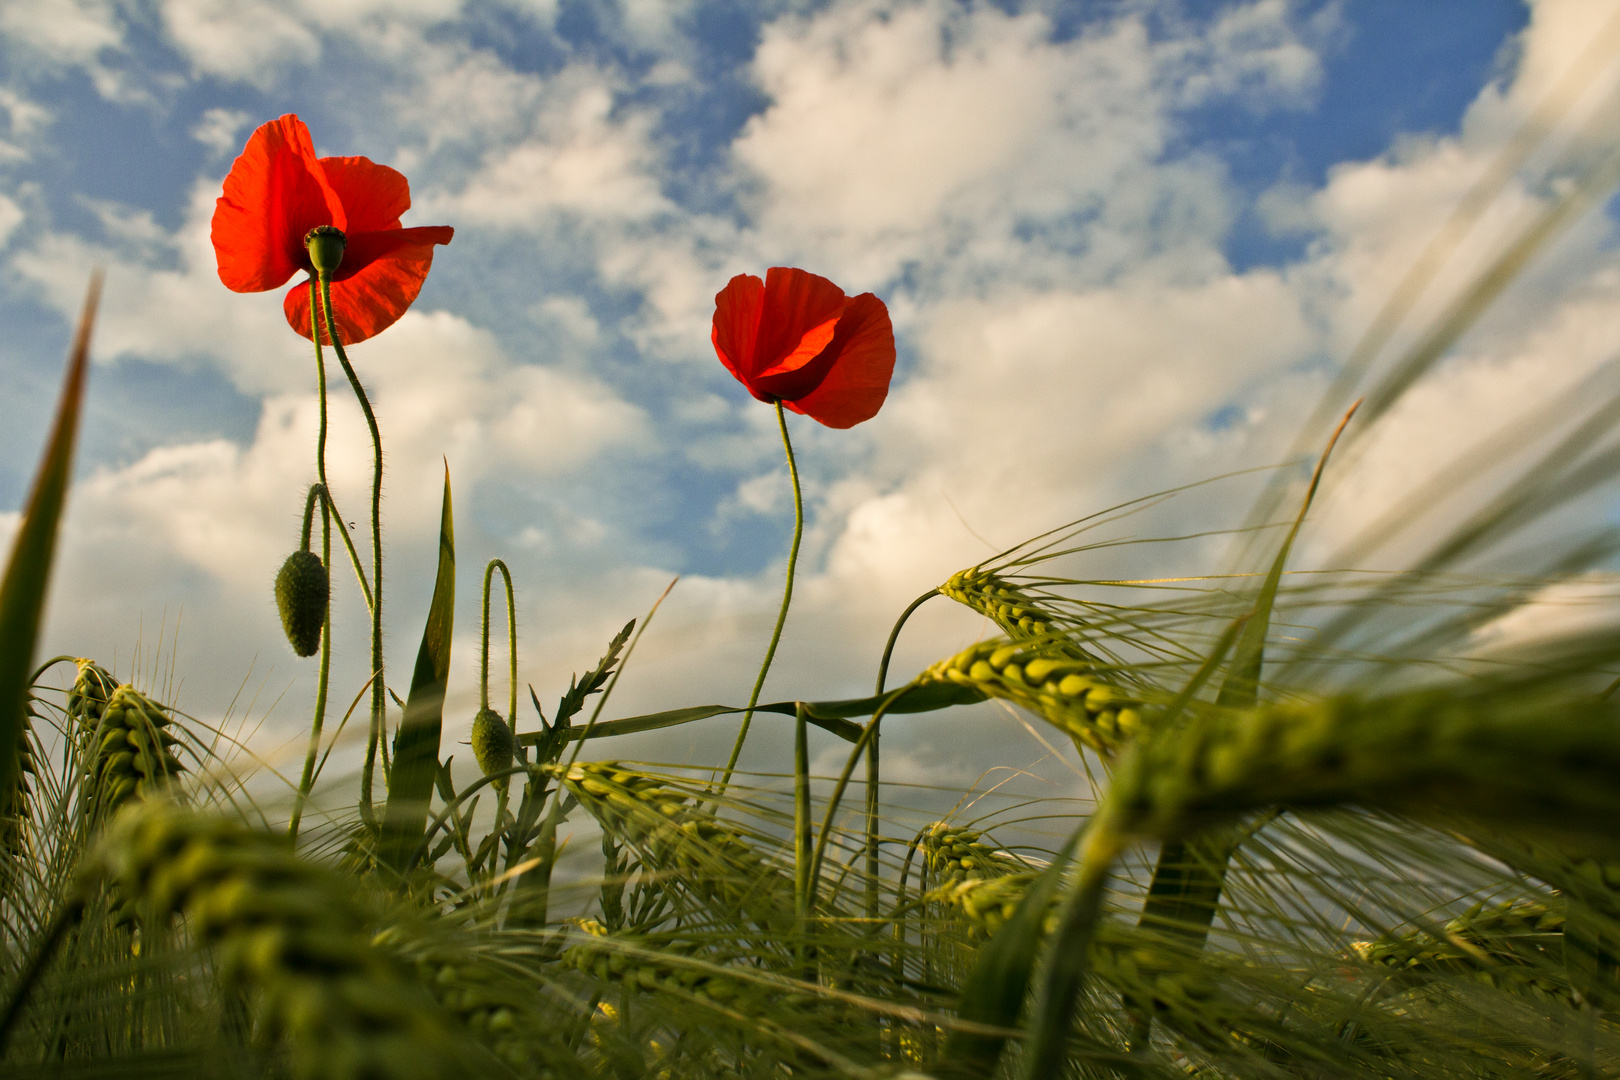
[73,801,475,1079]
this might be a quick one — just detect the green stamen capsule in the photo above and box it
[304,225,347,277]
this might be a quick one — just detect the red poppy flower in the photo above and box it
[711,267,895,429]
[211,114,453,345]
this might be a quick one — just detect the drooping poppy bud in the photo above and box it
[275,549,329,657]
[471,707,515,778]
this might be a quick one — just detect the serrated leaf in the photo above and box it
[553,619,634,728]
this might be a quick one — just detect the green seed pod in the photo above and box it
[470,707,514,778]
[275,550,329,658]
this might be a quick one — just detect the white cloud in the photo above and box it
[11,183,314,397]
[0,193,24,248]
[1172,0,1329,110]
[160,0,321,84]
[0,0,123,67]
[57,306,644,594]
[192,107,251,158]
[1470,573,1620,653]
[420,68,672,225]
[158,0,464,84]
[0,88,51,163]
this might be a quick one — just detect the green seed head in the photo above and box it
[470,707,514,777]
[68,660,119,730]
[275,550,329,658]
[303,225,346,277]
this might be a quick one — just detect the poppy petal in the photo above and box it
[332,226,455,282]
[712,274,768,401]
[212,114,345,294]
[282,230,449,345]
[784,292,895,429]
[753,312,842,401]
[318,156,412,234]
[752,267,847,379]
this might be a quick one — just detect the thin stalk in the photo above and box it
[807,686,914,914]
[288,486,332,842]
[875,590,939,696]
[0,900,82,1054]
[408,764,533,873]
[305,293,373,617]
[864,727,880,923]
[869,590,938,920]
[794,701,812,929]
[318,273,386,824]
[291,289,335,842]
[480,559,517,719]
[482,558,518,843]
[716,400,802,796]
[1022,821,1123,1080]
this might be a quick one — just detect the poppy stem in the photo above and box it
[291,282,334,843]
[318,273,387,827]
[481,558,517,720]
[715,399,803,797]
[289,488,332,843]
[304,278,374,612]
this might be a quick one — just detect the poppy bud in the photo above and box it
[275,550,328,657]
[471,707,515,778]
[304,225,346,277]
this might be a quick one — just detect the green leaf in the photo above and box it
[0,277,98,832]
[516,682,987,748]
[378,466,455,873]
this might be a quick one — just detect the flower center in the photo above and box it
[304,226,347,277]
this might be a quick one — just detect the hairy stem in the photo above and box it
[716,400,803,795]
[319,274,386,825]
[483,558,518,836]
[290,290,334,842]
[481,559,517,719]
[289,490,332,842]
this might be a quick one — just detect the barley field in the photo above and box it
[5,4,1620,1080]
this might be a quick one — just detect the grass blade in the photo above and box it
[515,682,987,749]
[379,464,455,873]
[0,275,99,830]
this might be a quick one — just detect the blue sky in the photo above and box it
[2,0,1616,791]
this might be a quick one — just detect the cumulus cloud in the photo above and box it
[192,107,251,158]
[0,0,123,67]
[9,0,1620,785]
